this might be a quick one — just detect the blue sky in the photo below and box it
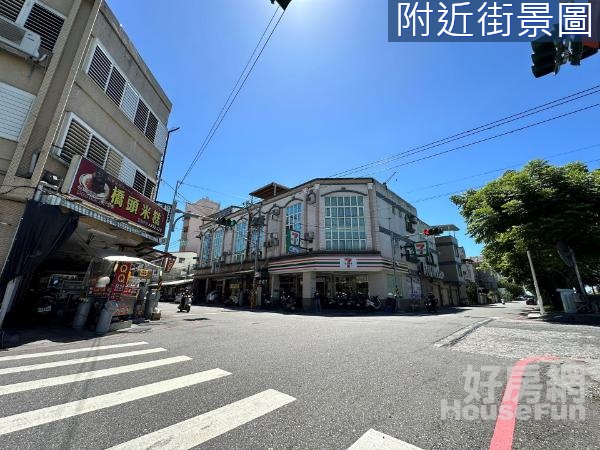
[107,0,600,255]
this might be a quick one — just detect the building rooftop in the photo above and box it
[249,182,290,200]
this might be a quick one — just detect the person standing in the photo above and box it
[314,290,322,313]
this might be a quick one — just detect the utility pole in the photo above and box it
[389,217,399,308]
[570,248,587,299]
[527,250,545,315]
[163,180,181,254]
[156,127,180,194]
[251,204,263,309]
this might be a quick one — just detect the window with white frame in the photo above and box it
[212,229,224,261]
[0,80,35,142]
[0,0,66,52]
[200,232,212,267]
[58,114,156,199]
[85,41,168,151]
[233,221,247,263]
[324,195,367,251]
[285,203,302,232]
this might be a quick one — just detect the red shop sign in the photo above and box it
[67,157,167,235]
[109,262,131,302]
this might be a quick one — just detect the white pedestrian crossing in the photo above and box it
[0,368,231,436]
[0,355,191,396]
[0,342,298,447]
[0,341,148,362]
[108,389,296,450]
[0,347,167,375]
[348,429,424,450]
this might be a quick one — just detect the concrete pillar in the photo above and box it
[302,271,316,310]
[367,272,386,298]
[270,274,280,301]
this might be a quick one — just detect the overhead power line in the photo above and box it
[181,6,286,183]
[330,84,600,178]
[399,143,600,195]
[410,156,600,203]
[364,103,600,176]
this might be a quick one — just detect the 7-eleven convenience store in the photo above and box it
[268,254,409,310]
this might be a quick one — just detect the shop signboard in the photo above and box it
[108,262,131,301]
[408,276,422,300]
[163,256,176,273]
[65,156,167,235]
[414,241,428,257]
[340,257,358,269]
[286,229,302,254]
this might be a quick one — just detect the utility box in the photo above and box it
[557,289,578,314]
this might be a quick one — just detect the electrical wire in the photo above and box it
[330,84,600,178]
[399,143,600,195]
[181,7,285,183]
[363,103,600,177]
[409,156,600,203]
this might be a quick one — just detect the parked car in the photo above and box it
[525,296,537,305]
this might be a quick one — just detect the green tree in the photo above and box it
[497,278,523,300]
[451,160,600,303]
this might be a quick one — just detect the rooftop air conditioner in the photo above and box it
[0,16,42,60]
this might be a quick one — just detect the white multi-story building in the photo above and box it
[193,178,447,310]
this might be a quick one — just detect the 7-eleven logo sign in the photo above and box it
[414,241,428,257]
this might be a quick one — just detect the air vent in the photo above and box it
[60,119,91,163]
[88,46,111,90]
[106,67,126,106]
[24,3,64,51]
[0,0,25,22]
[87,135,108,167]
[134,99,149,133]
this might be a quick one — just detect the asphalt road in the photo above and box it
[0,301,598,449]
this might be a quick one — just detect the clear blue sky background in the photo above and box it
[108,0,600,255]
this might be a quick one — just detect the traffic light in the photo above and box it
[216,217,237,228]
[530,30,562,78]
[270,0,291,10]
[570,41,598,66]
[423,227,443,236]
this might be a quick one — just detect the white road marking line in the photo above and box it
[0,369,231,436]
[0,356,191,396]
[0,348,168,375]
[348,429,423,450]
[434,319,493,347]
[0,342,148,362]
[107,389,296,450]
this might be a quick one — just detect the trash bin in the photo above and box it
[96,300,118,335]
[557,289,577,314]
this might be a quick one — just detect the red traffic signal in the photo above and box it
[423,227,443,236]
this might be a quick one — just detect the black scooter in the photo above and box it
[178,293,192,313]
[425,296,437,314]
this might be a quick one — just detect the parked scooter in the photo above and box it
[178,290,192,313]
[281,291,296,312]
[425,293,437,314]
[366,295,382,312]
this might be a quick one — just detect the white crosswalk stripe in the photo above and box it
[0,342,297,446]
[0,356,191,396]
[0,369,231,436]
[0,342,148,362]
[348,429,424,450]
[0,348,167,375]
[108,389,296,450]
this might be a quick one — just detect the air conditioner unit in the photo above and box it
[0,16,42,59]
[304,231,315,242]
